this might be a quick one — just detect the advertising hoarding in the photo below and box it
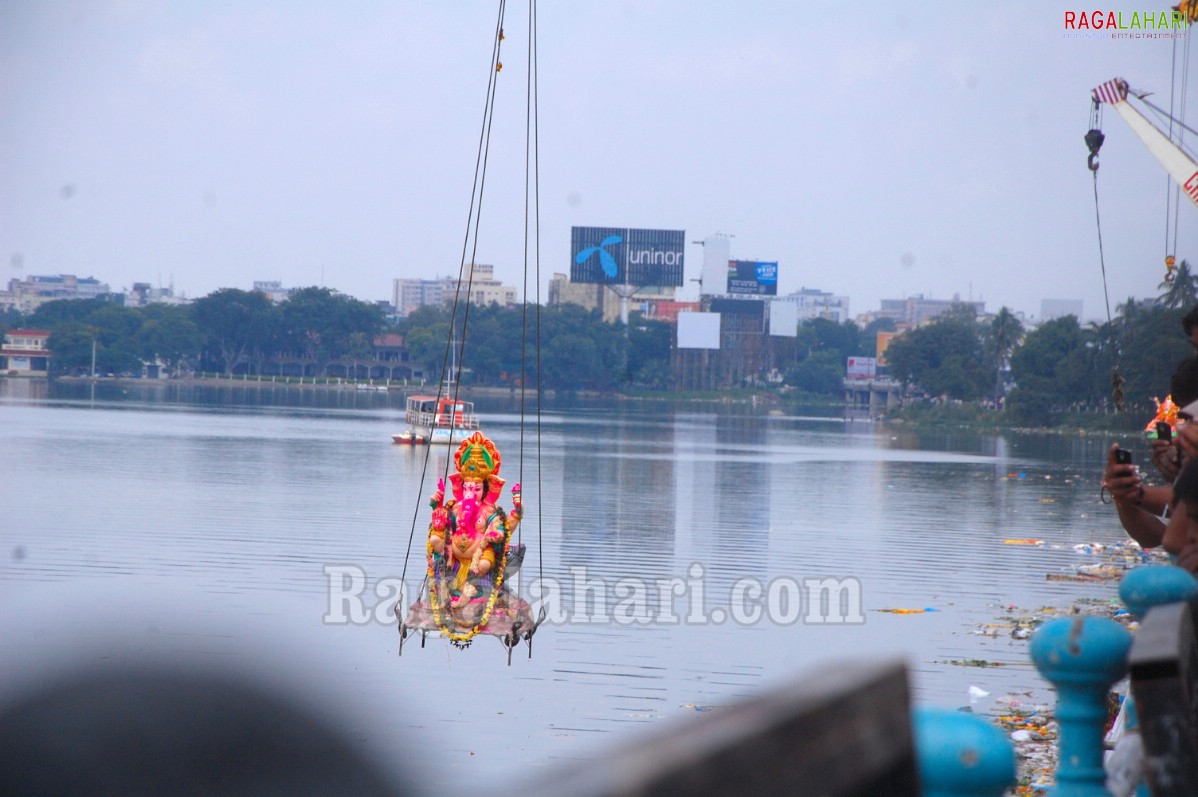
[768,300,798,337]
[876,332,898,366]
[677,312,721,349]
[846,357,877,380]
[726,260,778,296]
[571,226,685,287]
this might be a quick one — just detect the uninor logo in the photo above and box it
[575,234,623,278]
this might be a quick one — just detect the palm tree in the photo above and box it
[990,307,1024,405]
[1158,259,1198,310]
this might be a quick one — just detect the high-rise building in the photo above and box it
[876,294,984,327]
[1040,299,1083,322]
[0,274,112,313]
[392,264,517,317]
[775,288,850,324]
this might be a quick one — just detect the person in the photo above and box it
[426,432,522,628]
[1183,304,1198,350]
[1103,356,1198,548]
[1161,456,1198,572]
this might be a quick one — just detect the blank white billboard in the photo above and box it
[769,300,798,337]
[677,312,721,349]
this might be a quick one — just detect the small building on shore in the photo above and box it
[1,329,52,377]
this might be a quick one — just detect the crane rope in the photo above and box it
[398,0,546,635]
[399,0,508,595]
[1088,99,1126,411]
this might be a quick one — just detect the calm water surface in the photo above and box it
[0,379,1135,789]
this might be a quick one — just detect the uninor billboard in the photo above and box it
[571,226,685,287]
[726,260,778,296]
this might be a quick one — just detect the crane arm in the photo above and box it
[1092,77,1198,209]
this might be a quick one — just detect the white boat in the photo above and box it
[392,394,481,445]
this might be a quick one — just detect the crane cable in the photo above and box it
[399,0,507,600]
[1087,99,1126,411]
[518,0,546,618]
[398,0,546,640]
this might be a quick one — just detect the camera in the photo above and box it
[1156,421,1173,440]
[1114,447,1133,465]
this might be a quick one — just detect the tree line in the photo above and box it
[0,287,675,392]
[883,262,1198,425]
[3,262,1196,421]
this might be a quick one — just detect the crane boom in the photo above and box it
[1092,77,1198,209]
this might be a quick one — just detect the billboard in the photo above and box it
[709,297,764,318]
[571,226,685,287]
[769,300,798,337]
[846,357,877,380]
[726,260,778,296]
[876,332,898,366]
[677,312,721,349]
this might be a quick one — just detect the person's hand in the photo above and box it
[1151,436,1182,482]
[1176,423,1198,464]
[1103,443,1144,507]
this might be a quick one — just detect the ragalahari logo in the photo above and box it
[1063,9,1188,30]
[575,234,623,278]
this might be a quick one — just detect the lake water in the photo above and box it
[0,378,1139,790]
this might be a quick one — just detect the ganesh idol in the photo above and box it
[426,431,522,630]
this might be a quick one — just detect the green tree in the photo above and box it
[1006,315,1094,425]
[884,305,987,400]
[1158,259,1198,310]
[47,322,99,375]
[136,306,203,376]
[627,315,672,388]
[785,350,843,395]
[190,288,274,374]
[987,307,1024,404]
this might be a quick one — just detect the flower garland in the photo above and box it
[427,506,511,647]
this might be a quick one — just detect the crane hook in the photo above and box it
[1085,128,1105,172]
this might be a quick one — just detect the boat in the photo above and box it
[392,394,481,445]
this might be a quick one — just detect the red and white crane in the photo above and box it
[1090,77,1198,209]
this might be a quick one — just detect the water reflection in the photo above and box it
[0,381,1143,792]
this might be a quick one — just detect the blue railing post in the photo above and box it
[913,707,1014,797]
[1116,565,1198,797]
[1118,565,1198,620]
[1030,616,1131,797]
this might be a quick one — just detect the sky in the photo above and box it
[3,1,1198,324]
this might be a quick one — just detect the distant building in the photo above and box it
[393,263,518,317]
[775,288,850,324]
[1040,299,1083,322]
[0,274,112,313]
[548,273,620,323]
[253,281,292,303]
[0,329,51,376]
[875,293,984,327]
[548,272,678,325]
[393,278,445,317]
[126,282,188,307]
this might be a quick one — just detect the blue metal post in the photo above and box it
[1118,565,1198,620]
[1117,565,1197,797]
[913,707,1014,797]
[1030,616,1131,797]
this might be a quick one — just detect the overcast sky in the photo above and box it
[3,1,1197,323]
